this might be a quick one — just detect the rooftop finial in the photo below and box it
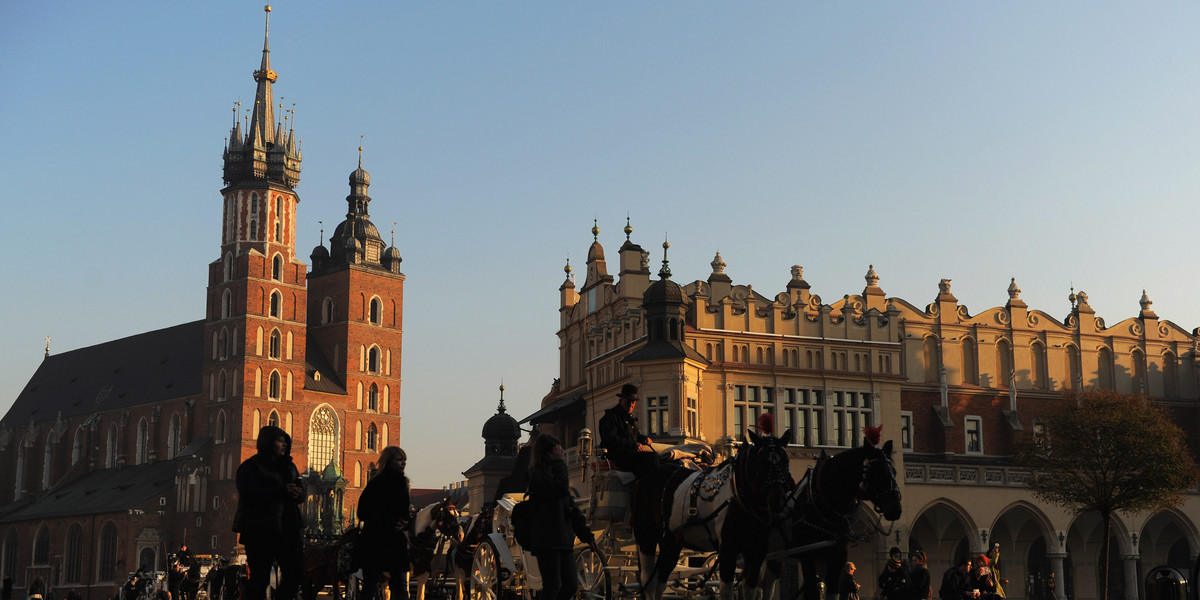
[624,215,633,241]
[592,218,599,242]
[659,234,672,279]
[1069,283,1077,308]
[497,382,507,413]
[44,336,51,359]
[391,221,396,247]
[564,256,572,276]
[318,220,324,246]
[359,135,364,168]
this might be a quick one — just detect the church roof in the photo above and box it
[2,321,206,427]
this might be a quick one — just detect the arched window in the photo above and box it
[250,219,258,240]
[1164,352,1179,399]
[98,522,118,582]
[106,425,119,468]
[218,370,228,401]
[270,291,282,318]
[310,406,339,472]
[41,439,53,490]
[222,290,233,319]
[269,329,282,359]
[33,524,49,565]
[268,411,280,428]
[274,196,283,241]
[14,446,24,501]
[368,384,379,412]
[65,524,83,584]
[369,297,382,325]
[1067,345,1082,389]
[366,423,378,452]
[997,339,1013,388]
[923,336,941,383]
[167,414,181,460]
[2,529,17,579]
[1097,347,1114,389]
[71,428,83,465]
[135,419,149,465]
[961,338,979,385]
[322,298,334,324]
[1031,342,1048,389]
[216,412,227,444]
[368,347,381,374]
[1132,349,1147,394]
[272,254,283,281]
[269,372,281,400]
[223,253,233,281]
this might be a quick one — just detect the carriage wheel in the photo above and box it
[576,546,610,600]
[469,542,500,600]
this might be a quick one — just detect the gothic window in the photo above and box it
[250,219,258,240]
[218,328,229,360]
[168,414,181,459]
[269,372,281,400]
[223,253,233,281]
[2,529,16,579]
[270,329,282,359]
[309,407,338,472]
[1067,345,1082,390]
[270,291,282,318]
[106,424,118,469]
[65,524,83,584]
[369,297,382,325]
[98,522,118,582]
[272,254,283,281]
[322,298,334,324]
[41,439,53,490]
[251,194,259,215]
[366,423,378,452]
[33,524,49,565]
[216,411,227,444]
[923,336,941,383]
[222,290,233,319]
[368,346,381,374]
[135,419,149,465]
[71,428,83,465]
[368,384,379,412]
[961,338,979,385]
[218,370,228,401]
[268,411,280,428]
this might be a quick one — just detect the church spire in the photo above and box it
[222,5,301,188]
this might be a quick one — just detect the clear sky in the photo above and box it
[3,2,1200,489]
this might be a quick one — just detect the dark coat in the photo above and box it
[598,406,647,452]
[939,568,973,600]
[233,426,304,541]
[906,567,932,600]
[357,467,412,569]
[879,565,910,600]
[525,459,592,553]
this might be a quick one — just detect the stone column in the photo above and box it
[1122,555,1140,600]
[1047,553,1067,600]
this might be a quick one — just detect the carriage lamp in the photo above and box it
[722,436,739,461]
[578,428,593,481]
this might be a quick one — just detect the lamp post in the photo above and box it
[577,428,593,481]
[722,436,739,462]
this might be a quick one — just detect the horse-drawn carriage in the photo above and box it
[458,423,902,600]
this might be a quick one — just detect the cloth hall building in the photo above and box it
[519,223,1200,600]
[0,8,404,599]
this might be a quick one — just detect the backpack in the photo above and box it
[510,496,534,549]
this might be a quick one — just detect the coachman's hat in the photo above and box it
[617,383,640,402]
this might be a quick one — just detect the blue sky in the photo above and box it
[3,2,1200,488]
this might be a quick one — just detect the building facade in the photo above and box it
[0,8,405,599]
[528,222,1199,600]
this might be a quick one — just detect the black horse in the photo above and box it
[411,499,466,600]
[767,426,902,600]
[631,427,796,600]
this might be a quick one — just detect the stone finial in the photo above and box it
[1008,277,1021,300]
[1140,289,1152,311]
[711,252,727,274]
[865,264,880,288]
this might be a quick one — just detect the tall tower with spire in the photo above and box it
[203,5,310,471]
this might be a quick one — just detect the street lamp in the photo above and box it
[722,436,740,461]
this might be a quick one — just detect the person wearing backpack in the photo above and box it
[526,435,596,600]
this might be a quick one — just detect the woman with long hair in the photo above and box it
[525,435,594,600]
[357,446,412,600]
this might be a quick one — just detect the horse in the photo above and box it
[201,558,247,600]
[449,505,496,600]
[766,426,903,600]
[410,500,466,600]
[631,426,796,600]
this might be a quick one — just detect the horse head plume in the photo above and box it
[863,424,883,447]
[757,412,775,436]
